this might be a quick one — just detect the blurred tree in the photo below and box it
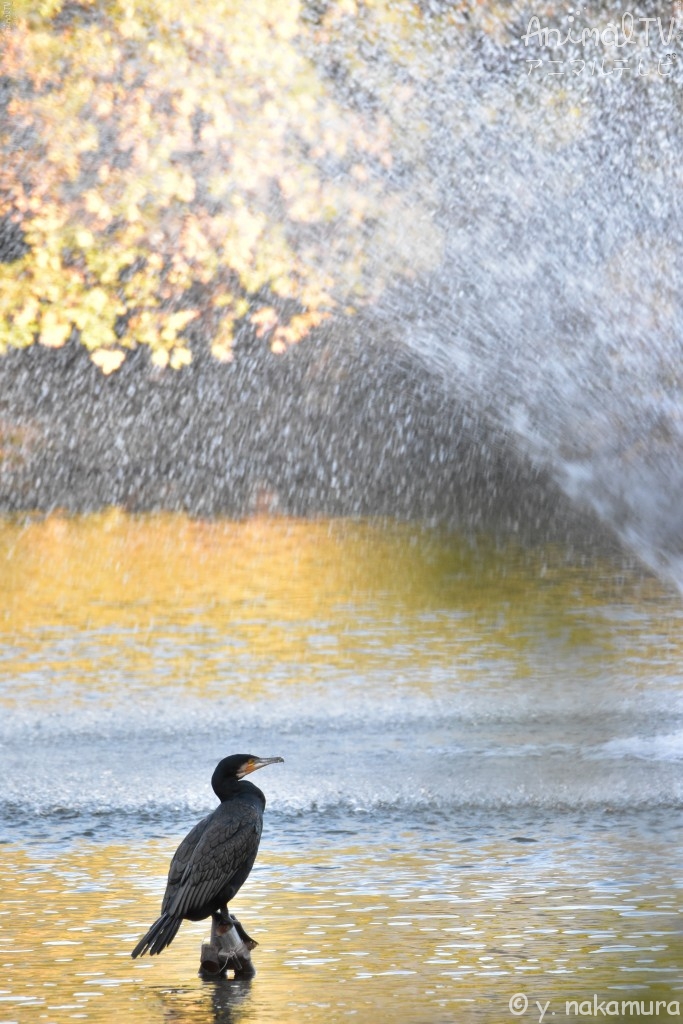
[0,0,447,372]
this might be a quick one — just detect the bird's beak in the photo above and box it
[239,756,284,777]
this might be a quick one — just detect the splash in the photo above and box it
[2,2,681,583]
[339,2,683,587]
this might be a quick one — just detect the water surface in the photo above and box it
[1,514,682,1023]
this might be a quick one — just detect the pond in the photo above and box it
[1,513,682,1023]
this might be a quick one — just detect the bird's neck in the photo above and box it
[214,778,265,807]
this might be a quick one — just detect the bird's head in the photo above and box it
[211,753,284,798]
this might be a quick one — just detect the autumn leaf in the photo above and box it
[84,288,110,315]
[163,310,199,335]
[151,349,170,369]
[210,319,235,362]
[39,308,72,348]
[14,298,40,330]
[91,348,126,374]
[250,307,279,338]
[169,346,192,369]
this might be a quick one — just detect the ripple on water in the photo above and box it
[0,518,682,1021]
[1,820,683,1023]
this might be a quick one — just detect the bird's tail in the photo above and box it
[131,912,182,958]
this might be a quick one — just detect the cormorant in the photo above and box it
[131,753,283,958]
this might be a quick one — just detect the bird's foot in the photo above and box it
[229,914,258,951]
[211,910,258,949]
[212,910,232,932]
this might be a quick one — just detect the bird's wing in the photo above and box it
[165,802,263,919]
[161,813,212,910]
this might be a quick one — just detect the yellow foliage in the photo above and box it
[84,288,110,316]
[37,0,63,18]
[90,348,126,374]
[14,298,40,330]
[0,0,460,373]
[169,346,192,369]
[39,309,71,348]
[210,318,235,362]
[250,307,279,338]
[270,311,330,354]
[151,348,169,368]
[75,229,95,249]
[164,310,199,335]
[83,192,113,224]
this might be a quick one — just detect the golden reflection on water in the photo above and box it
[0,511,678,713]
[1,513,683,1023]
[1,833,682,1024]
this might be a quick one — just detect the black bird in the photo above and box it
[131,753,283,958]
